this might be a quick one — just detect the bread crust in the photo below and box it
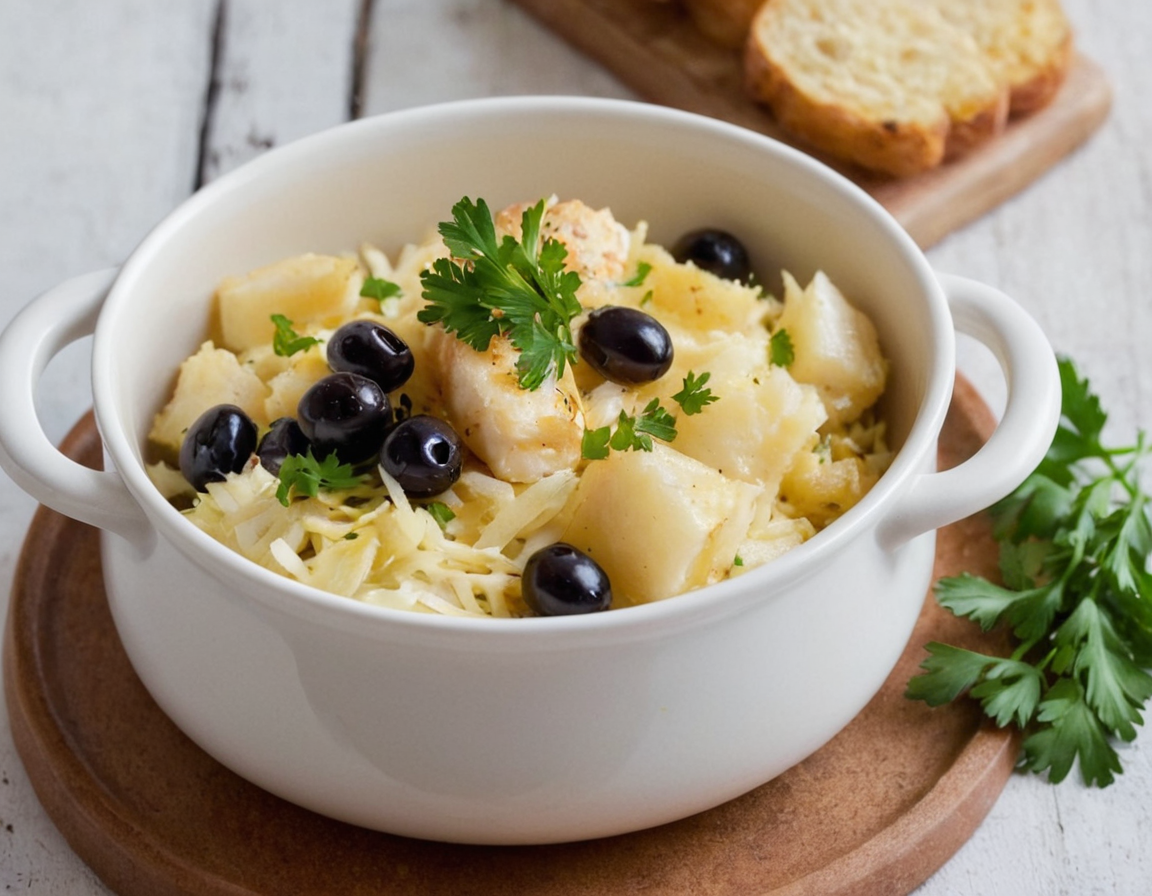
[736,0,1072,176]
[744,37,947,177]
[743,0,1010,178]
[1006,28,1074,116]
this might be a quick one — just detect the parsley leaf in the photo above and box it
[769,328,794,368]
[672,370,719,416]
[417,197,583,391]
[582,399,678,460]
[275,450,369,506]
[581,426,612,461]
[622,261,652,287]
[426,501,456,530]
[906,356,1152,787]
[271,314,322,357]
[361,276,402,306]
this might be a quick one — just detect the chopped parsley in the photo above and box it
[622,261,652,287]
[271,314,322,357]
[361,276,402,307]
[275,450,369,506]
[417,197,583,391]
[426,501,456,530]
[582,398,678,460]
[769,328,794,368]
[673,370,719,416]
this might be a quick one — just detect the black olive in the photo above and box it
[179,404,258,492]
[522,543,612,616]
[297,372,392,463]
[379,415,464,498]
[327,320,414,393]
[578,305,674,385]
[670,228,752,282]
[257,417,311,475]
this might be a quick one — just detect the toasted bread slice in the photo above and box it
[927,0,1073,116]
[744,0,1010,177]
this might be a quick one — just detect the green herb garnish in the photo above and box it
[275,450,369,506]
[622,261,652,288]
[271,314,322,357]
[769,328,794,368]
[361,276,402,306]
[673,370,719,416]
[582,398,678,460]
[417,197,583,391]
[906,357,1152,787]
[426,501,456,530]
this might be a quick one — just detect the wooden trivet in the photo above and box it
[4,376,1019,896]
[509,0,1112,249]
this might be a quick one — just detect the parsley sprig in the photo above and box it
[581,372,719,460]
[275,450,369,506]
[271,314,321,357]
[582,398,678,460]
[361,275,402,307]
[673,370,719,415]
[907,357,1152,786]
[417,197,583,391]
[769,328,794,368]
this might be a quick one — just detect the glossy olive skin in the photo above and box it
[179,404,258,492]
[297,372,392,463]
[327,320,415,393]
[521,543,613,616]
[670,228,752,283]
[578,305,674,385]
[379,415,464,498]
[256,417,311,475]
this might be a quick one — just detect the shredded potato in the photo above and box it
[147,199,892,617]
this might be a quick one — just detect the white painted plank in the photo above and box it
[359,0,637,116]
[0,1,218,891]
[920,0,1152,892]
[199,0,363,182]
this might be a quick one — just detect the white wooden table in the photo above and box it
[1,1,1149,893]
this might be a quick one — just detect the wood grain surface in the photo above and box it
[4,381,1016,896]
[3,2,1151,894]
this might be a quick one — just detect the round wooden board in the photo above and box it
[4,376,1020,896]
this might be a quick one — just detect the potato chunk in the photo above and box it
[670,353,826,494]
[559,444,761,606]
[149,341,270,455]
[217,253,360,353]
[634,243,764,334]
[777,270,887,427]
[780,448,880,529]
[262,347,331,423]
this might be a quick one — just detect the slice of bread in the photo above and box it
[926,0,1073,116]
[743,0,1011,177]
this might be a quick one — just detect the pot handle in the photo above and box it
[877,273,1061,551]
[0,269,153,550]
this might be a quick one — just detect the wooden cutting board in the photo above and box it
[509,0,1112,249]
[4,376,1022,896]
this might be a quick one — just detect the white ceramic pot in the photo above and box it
[0,97,1060,845]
